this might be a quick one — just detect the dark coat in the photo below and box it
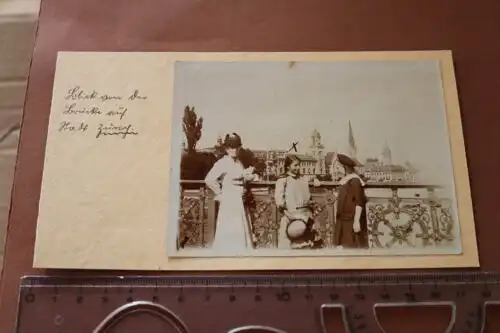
[333,176,369,248]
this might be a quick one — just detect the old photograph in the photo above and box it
[167,58,462,257]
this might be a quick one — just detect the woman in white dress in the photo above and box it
[204,133,258,254]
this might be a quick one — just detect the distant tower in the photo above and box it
[310,129,321,149]
[309,128,325,174]
[348,121,357,158]
[382,141,392,165]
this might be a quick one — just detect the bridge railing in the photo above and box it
[177,180,456,250]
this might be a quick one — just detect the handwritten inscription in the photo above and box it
[63,104,128,120]
[59,121,89,133]
[65,86,123,102]
[56,85,147,140]
[128,89,148,101]
[96,124,139,139]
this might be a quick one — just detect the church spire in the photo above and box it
[348,121,357,158]
[382,140,392,165]
[382,140,390,154]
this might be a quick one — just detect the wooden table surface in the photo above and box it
[1,0,500,331]
[0,0,39,272]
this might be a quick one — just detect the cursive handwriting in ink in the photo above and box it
[65,86,98,101]
[63,103,102,116]
[96,123,139,139]
[100,94,122,102]
[105,106,128,120]
[128,90,147,101]
[58,121,89,133]
[64,86,123,102]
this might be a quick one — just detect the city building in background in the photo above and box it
[236,122,419,184]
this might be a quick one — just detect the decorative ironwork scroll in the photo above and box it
[177,181,456,250]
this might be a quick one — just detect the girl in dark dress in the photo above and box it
[333,154,369,249]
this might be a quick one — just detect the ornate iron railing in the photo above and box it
[177,180,456,250]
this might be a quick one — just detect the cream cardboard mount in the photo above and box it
[33,51,479,270]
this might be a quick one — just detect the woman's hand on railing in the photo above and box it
[245,166,255,174]
[313,177,321,187]
[242,166,257,181]
[243,174,257,182]
[242,167,260,182]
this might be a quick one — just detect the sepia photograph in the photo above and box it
[167,57,464,258]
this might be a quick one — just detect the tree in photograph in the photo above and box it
[182,105,203,153]
[180,105,215,180]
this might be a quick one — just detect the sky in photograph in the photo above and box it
[171,59,456,186]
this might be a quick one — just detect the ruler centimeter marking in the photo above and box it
[15,272,500,333]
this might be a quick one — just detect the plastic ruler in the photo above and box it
[14,272,500,333]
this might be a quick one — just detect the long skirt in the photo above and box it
[333,217,369,248]
[211,192,254,254]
